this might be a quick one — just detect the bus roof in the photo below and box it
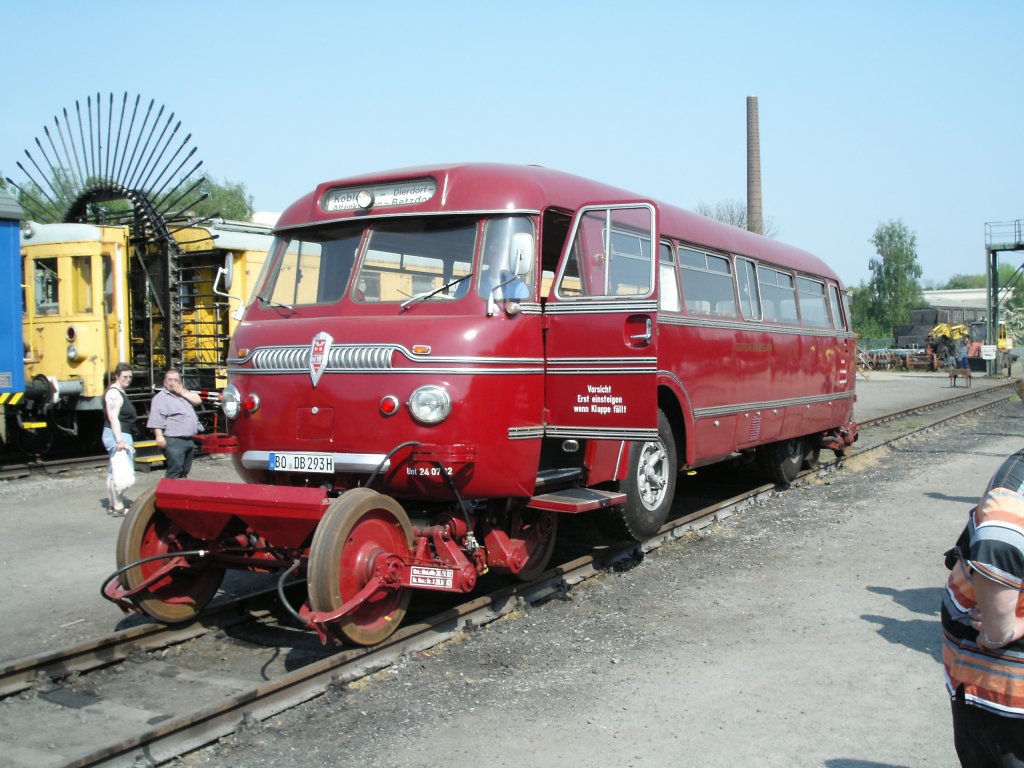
[277,163,839,284]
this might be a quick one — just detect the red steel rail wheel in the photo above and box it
[115,485,225,623]
[510,508,558,582]
[307,488,414,646]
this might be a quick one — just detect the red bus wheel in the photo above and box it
[307,488,413,646]
[599,410,677,542]
[115,486,225,623]
[758,437,804,484]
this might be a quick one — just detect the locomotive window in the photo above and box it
[736,257,762,320]
[659,241,680,312]
[758,266,798,323]
[102,255,114,314]
[33,258,59,316]
[797,276,830,328]
[357,219,475,304]
[678,247,736,316]
[71,256,93,313]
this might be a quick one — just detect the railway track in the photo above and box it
[0,382,1015,767]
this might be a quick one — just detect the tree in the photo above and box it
[851,219,924,341]
[190,176,254,221]
[695,199,778,238]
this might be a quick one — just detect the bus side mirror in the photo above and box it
[510,232,534,277]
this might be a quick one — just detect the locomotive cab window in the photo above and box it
[33,257,59,315]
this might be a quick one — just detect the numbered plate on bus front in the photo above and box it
[267,452,335,473]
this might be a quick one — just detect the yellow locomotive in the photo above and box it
[12,219,272,454]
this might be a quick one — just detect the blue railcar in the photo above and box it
[0,187,24,423]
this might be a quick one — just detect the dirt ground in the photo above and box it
[1,391,1019,767]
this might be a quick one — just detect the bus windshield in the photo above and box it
[254,224,359,308]
[355,219,475,304]
[252,216,537,310]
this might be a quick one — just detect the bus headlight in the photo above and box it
[408,385,451,424]
[222,384,241,420]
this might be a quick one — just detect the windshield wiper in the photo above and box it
[400,273,473,312]
[258,296,296,312]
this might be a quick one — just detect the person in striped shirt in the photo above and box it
[942,449,1024,766]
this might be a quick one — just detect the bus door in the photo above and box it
[543,204,658,444]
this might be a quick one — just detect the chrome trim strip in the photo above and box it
[547,356,657,366]
[241,450,390,473]
[546,367,658,375]
[508,426,545,440]
[693,390,856,419]
[658,313,858,340]
[545,426,659,441]
[544,300,658,314]
[233,343,546,375]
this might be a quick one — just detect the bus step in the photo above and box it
[527,487,626,514]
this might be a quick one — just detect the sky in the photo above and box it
[1,0,1021,289]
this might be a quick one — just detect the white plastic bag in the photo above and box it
[111,447,136,492]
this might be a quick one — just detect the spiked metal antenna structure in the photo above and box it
[4,92,207,228]
[5,93,214,380]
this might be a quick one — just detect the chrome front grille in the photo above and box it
[249,345,394,372]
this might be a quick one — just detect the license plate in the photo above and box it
[267,452,335,473]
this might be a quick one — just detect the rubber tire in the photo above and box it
[598,410,678,542]
[758,437,805,485]
[307,488,413,646]
[116,485,225,623]
[803,444,821,470]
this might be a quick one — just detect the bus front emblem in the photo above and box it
[309,331,333,387]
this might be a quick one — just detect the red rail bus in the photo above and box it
[105,164,857,645]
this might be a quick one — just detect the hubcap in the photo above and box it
[637,441,668,509]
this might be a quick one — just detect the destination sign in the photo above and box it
[321,178,438,212]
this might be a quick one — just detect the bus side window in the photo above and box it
[542,210,572,298]
[679,246,735,316]
[758,266,797,324]
[797,276,830,328]
[659,241,680,311]
[828,284,846,331]
[737,257,762,320]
